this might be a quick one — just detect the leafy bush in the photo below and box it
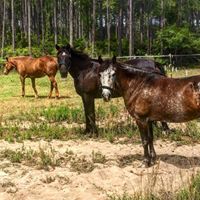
[155,26,200,54]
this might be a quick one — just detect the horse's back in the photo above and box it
[130,75,200,122]
[11,56,58,77]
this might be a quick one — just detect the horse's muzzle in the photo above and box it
[59,64,68,78]
[3,69,8,75]
[102,89,112,102]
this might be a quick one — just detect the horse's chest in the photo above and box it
[123,89,150,118]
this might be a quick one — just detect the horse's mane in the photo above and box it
[100,59,164,77]
[124,58,166,76]
[70,48,90,60]
[118,62,164,76]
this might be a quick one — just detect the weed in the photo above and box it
[0,149,24,163]
[177,173,200,200]
[92,151,107,164]
[37,145,60,170]
[70,156,95,173]
[118,155,137,168]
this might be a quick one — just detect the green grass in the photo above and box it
[1,70,200,144]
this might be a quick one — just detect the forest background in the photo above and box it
[1,0,200,65]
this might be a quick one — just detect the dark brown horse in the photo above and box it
[4,56,59,98]
[99,56,200,167]
[55,44,168,135]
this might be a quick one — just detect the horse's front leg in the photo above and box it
[136,119,151,167]
[31,78,38,98]
[48,76,59,98]
[20,76,25,97]
[81,94,98,136]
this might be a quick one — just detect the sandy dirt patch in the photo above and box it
[0,139,199,200]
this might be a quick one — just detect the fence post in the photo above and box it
[169,53,173,77]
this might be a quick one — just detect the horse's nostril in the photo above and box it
[102,91,111,102]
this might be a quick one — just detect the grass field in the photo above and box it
[1,67,200,143]
[0,67,200,199]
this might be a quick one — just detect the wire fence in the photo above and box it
[103,53,200,69]
[102,53,200,78]
[1,53,200,72]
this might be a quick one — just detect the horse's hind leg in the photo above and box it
[31,78,38,98]
[161,122,170,133]
[136,120,151,167]
[20,76,25,97]
[148,121,156,165]
[48,76,59,98]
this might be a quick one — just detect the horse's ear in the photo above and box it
[112,56,117,64]
[98,55,103,64]
[55,44,60,51]
[66,43,71,49]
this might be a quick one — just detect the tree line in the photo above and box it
[0,0,200,59]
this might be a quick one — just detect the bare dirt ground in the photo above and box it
[0,139,200,200]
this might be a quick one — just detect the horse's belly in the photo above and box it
[27,73,45,78]
[150,107,200,122]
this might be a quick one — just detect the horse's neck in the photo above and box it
[116,67,143,94]
[70,56,92,78]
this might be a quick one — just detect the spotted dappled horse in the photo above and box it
[55,44,169,135]
[4,56,59,98]
[99,56,200,167]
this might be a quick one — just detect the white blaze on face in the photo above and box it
[100,65,116,101]
[62,52,66,56]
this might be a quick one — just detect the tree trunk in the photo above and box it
[54,0,57,45]
[106,0,111,55]
[69,0,73,46]
[147,0,151,54]
[129,0,133,56]
[99,0,103,40]
[28,0,31,55]
[140,0,144,44]
[92,0,96,56]
[1,0,6,58]
[11,0,15,53]
[160,0,164,54]
[118,1,123,56]
[24,0,28,39]
[40,0,44,51]
[78,1,81,38]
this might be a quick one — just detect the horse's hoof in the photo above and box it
[162,129,170,135]
[151,158,157,166]
[56,96,60,99]
[140,159,151,168]
[83,129,99,138]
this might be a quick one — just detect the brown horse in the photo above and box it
[99,56,200,167]
[55,44,168,135]
[4,56,59,98]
